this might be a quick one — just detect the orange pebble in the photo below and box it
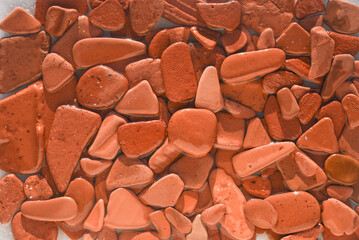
[201,204,226,227]
[214,150,241,185]
[175,190,199,216]
[316,101,347,138]
[263,71,303,95]
[342,94,359,128]
[277,87,300,120]
[165,207,192,234]
[335,81,359,101]
[0,7,41,34]
[190,27,220,50]
[298,93,322,124]
[276,23,310,55]
[326,185,354,201]
[215,112,245,150]
[257,28,275,50]
[24,175,53,200]
[242,176,272,198]
[88,0,125,31]
[244,199,278,229]
[83,199,105,232]
[186,214,208,240]
[221,29,247,54]
[149,211,171,240]
[80,158,112,177]
[290,85,311,101]
[324,154,359,185]
[224,99,256,120]
[45,6,78,37]
[243,118,271,149]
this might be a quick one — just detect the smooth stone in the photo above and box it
[277,87,300,120]
[293,151,318,177]
[0,82,45,174]
[164,207,192,234]
[0,31,50,93]
[316,101,347,138]
[149,211,171,240]
[328,31,359,56]
[291,85,311,101]
[117,120,166,158]
[214,150,242,186]
[104,188,153,229]
[125,58,165,96]
[197,1,241,32]
[257,28,275,50]
[193,182,213,215]
[73,38,146,68]
[115,80,158,116]
[161,42,197,103]
[88,0,126,31]
[220,48,286,84]
[243,118,271,149]
[168,108,217,157]
[299,14,324,32]
[88,113,126,160]
[24,175,53,200]
[186,214,208,240]
[80,158,112,177]
[276,23,310,55]
[11,212,58,240]
[321,54,355,101]
[201,204,226,227]
[139,174,184,208]
[215,112,245,150]
[327,185,354,201]
[298,93,322,124]
[106,155,154,191]
[169,154,213,190]
[284,58,324,86]
[0,7,41,34]
[339,125,359,160]
[296,118,339,154]
[94,169,110,206]
[130,0,164,34]
[209,168,255,240]
[221,29,247,54]
[233,142,296,178]
[336,81,359,101]
[83,199,105,232]
[76,65,129,109]
[175,190,198,215]
[308,27,335,79]
[46,106,101,192]
[294,0,325,19]
[224,99,256,120]
[324,0,359,34]
[0,174,26,224]
[244,199,278,229]
[263,70,303,94]
[21,197,78,221]
[45,6,78,37]
[242,176,272,198]
[324,154,359,185]
[322,198,359,236]
[342,94,359,128]
[42,53,74,93]
[265,191,320,234]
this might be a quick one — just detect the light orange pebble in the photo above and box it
[214,150,241,186]
[257,28,275,50]
[326,185,354,201]
[201,204,226,227]
[186,214,208,240]
[244,199,278,229]
[0,7,41,34]
[277,87,300,120]
[221,29,247,54]
[224,99,256,120]
[165,207,192,234]
[342,94,359,128]
[215,112,245,150]
[243,118,271,149]
[149,211,171,240]
[45,6,78,37]
[57,221,86,240]
[175,190,199,216]
[276,23,310,55]
[139,174,184,208]
[79,158,112,177]
[83,199,105,232]
[290,85,311,101]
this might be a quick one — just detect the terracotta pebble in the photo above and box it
[119,231,160,240]
[149,211,171,240]
[190,27,220,50]
[73,38,146,68]
[45,6,78,37]
[125,58,165,96]
[281,224,323,240]
[308,27,335,79]
[130,0,164,34]
[321,54,355,101]
[83,199,105,232]
[327,185,353,201]
[214,150,241,186]
[215,112,245,150]
[324,0,359,34]
[24,175,53,200]
[221,29,247,54]
[209,168,255,240]
[316,101,347,138]
[277,87,300,120]
[263,71,303,95]
[284,58,324,86]
[21,197,78,221]
[88,0,125,31]
[244,199,278,229]
[11,212,58,240]
[0,31,50,93]
[57,221,86,240]
[169,154,213,190]
[294,0,325,19]
[115,80,158,116]
[175,190,198,215]
[298,93,322,125]
[0,7,41,34]
[243,176,272,198]
[221,79,268,112]
[339,125,359,160]
[42,53,74,93]
[257,28,275,50]
[324,154,359,185]
[243,118,271,149]
[168,108,217,157]
[94,169,110,206]
[264,95,302,141]
[322,198,359,236]
[117,120,166,158]
[290,85,311,101]
[297,118,339,154]
[265,191,320,234]
[186,214,208,240]
[193,181,213,215]
[161,42,197,102]
[104,188,153,229]
[336,81,359,101]
[148,138,182,174]
[276,23,310,55]
[106,155,154,190]
[342,94,359,128]
[201,204,226,227]
[162,0,205,27]
[220,48,286,84]
[328,31,359,56]
[165,207,192,234]
[298,14,324,32]
[79,158,112,177]
[224,99,256,120]
[148,27,190,59]
[88,113,126,160]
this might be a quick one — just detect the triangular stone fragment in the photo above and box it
[243,118,271,149]
[115,80,159,116]
[276,23,310,55]
[195,66,224,113]
[296,117,339,154]
[0,7,41,34]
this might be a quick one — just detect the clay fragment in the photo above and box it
[215,112,245,150]
[339,125,359,160]
[244,199,278,229]
[201,204,226,227]
[291,85,311,101]
[149,211,171,240]
[224,99,256,120]
[130,0,164,34]
[165,207,192,234]
[243,118,271,149]
[276,23,310,55]
[327,185,353,201]
[328,31,359,56]
[221,29,247,54]
[281,224,323,240]
[45,6,78,37]
[83,199,105,232]
[263,71,303,95]
[214,150,241,186]
[316,101,347,138]
[242,176,272,198]
[162,0,205,27]
[79,158,112,177]
[24,175,53,200]
[336,81,359,101]
[294,0,325,19]
[284,58,324,86]
[186,214,208,240]
[0,7,41,34]
[342,94,359,128]
[190,27,220,50]
[277,87,300,120]
[298,14,323,32]
[257,28,275,50]
[175,190,198,215]
[298,93,322,125]
[89,0,126,31]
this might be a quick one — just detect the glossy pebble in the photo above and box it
[201,204,226,227]
[186,214,208,240]
[316,101,347,138]
[80,158,112,177]
[242,176,272,198]
[277,87,300,120]
[342,94,359,128]
[326,185,354,201]
[244,199,278,229]
[45,6,78,37]
[175,190,198,215]
[215,112,245,150]
[164,207,192,234]
[243,118,271,149]
[257,28,275,50]
[224,99,256,120]
[324,154,359,185]
[276,23,310,55]
[221,29,247,54]
[83,199,105,232]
